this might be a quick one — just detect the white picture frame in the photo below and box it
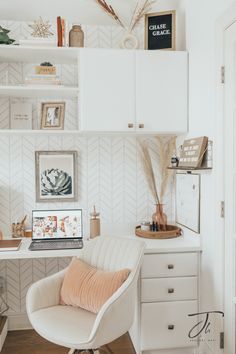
[35,151,78,202]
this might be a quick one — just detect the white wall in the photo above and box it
[0,0,186,49]
[0,0,182,25]
[184,0,234,352]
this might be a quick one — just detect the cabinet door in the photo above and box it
[79,48,135,131]
[136,51,188,133]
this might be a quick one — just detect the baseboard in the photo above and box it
[7,313,32,331]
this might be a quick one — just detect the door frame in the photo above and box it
[216,4,236,354]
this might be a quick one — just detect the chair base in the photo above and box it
[69,344,114,354]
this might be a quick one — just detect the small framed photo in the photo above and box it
[40,102,65,130]
[145,11,176,50]
[35,151,78,202]
[32,209,83,239]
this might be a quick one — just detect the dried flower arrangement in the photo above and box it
[95,0,154,32]
[139,137,176,230]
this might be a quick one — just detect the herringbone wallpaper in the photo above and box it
[0,21,175,329]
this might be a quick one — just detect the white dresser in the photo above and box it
[128,230,201,354]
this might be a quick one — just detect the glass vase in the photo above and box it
[152,204,167,231]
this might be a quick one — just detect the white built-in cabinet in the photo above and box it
[0,46,188,135]
[79,48,188,134]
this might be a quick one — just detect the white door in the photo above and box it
[135,51,188,133]
[79,48,136,131]
[224,21,236,354]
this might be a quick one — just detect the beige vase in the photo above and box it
[69,25,84,47]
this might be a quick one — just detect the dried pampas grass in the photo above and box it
[156,136,176,202]
[95,0,154,31]
[139,140,160,204]
[129,0,155,32]
[139,137,176,204]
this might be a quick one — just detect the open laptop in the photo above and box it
[29,209,83,251]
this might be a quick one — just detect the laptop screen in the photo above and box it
[32,209,83,240]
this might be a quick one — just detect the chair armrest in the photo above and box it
[88,271,139,348]
[26,269,66,315]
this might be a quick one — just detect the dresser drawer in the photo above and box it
[141,301,198,350]
[141,253,198,278]
[141,277,198,302]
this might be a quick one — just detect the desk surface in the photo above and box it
[0,229,201,260]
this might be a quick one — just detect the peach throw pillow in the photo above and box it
[60,258,130,313]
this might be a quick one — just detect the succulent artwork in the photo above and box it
[0,26,15,45]
[29,17,54,38]
[41,169,72,196]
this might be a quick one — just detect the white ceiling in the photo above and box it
[0,0,181,25]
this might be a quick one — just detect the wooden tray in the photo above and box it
[135,225,182,239]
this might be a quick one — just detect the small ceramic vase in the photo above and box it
[69,25,84,47]
[120,31,139,49]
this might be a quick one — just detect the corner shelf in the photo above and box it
[168,166,212,172]
[0,85,79,98]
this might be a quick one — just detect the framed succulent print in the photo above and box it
[35,151,78,202]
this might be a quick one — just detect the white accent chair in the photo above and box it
[26,236,145,354]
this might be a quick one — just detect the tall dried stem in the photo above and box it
[156,136,176,203]
[139,140,160,205]
[95,0,125,28]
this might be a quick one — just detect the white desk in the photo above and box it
[0,229,201,260]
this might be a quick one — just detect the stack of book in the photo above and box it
[25,74,61,85]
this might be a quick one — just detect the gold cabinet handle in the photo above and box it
[168,288,175,294]
[168,325,175,330]
[128,123,134,128]
[138,123,144,129]
[168,264,174,270]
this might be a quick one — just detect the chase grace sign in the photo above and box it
[145,11,176,50]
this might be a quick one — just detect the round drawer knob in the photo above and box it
[168,325,175,330]
[168,288,175,294]
[168,264,174,269]
[128,123,134,128]
[138,123,144,129]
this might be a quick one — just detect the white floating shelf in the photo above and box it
[0,85,79,98]
[0,45,79,64]
[0,129,81,135]
[0,130,180,136]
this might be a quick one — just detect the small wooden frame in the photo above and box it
[40,102,65,130]
[145,11,176,50]
[135,225,182,239]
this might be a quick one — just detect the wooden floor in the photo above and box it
[2,330,135,354]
